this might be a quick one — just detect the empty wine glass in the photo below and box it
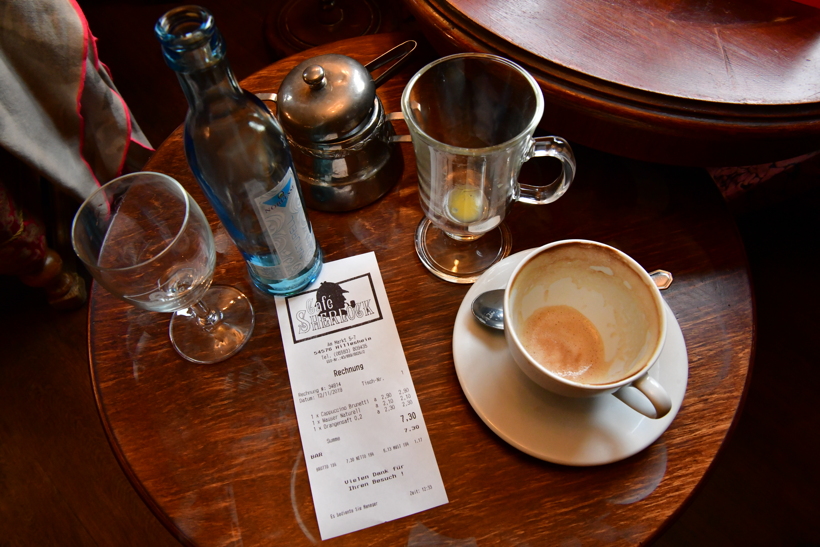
[72,171,254,364]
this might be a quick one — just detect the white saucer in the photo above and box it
[452,249,689,466]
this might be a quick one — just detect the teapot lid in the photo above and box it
[277,53,375,144]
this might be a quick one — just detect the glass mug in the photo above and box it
[399,53,576,283]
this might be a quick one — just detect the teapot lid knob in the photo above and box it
[302,65,326,90]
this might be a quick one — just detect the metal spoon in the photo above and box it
[471,288,506,330]
[470,269,673,331]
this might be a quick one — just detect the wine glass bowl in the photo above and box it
[72,171,255,364]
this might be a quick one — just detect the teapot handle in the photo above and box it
[365,40,417,88]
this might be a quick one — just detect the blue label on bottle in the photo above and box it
[252,168,316,280]
[261,179,292,208]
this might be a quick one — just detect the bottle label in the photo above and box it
[252,168,316,280]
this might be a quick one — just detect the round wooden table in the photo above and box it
[88,33,753,546]
[402,0,820,166]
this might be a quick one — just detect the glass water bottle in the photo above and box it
[155,5,322,296]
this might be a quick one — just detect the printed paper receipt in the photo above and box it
[275,252,448,540]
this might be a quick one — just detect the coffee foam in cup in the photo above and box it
[509,242,662,386]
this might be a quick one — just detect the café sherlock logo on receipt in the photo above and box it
[284,274,383,344]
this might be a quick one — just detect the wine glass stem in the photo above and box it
[189,300,224,331]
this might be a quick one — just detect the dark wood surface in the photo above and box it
[86,33,753,546]
[402,0,820,166]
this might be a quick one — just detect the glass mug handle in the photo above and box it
[517,136,577,205]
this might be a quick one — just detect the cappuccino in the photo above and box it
[508,241,663,387]
[504,240,671,417]
[520,304,609,384]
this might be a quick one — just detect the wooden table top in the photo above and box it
[88,33,754,546]
[402,0,820,166]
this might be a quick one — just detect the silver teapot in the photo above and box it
[258,41,415,212]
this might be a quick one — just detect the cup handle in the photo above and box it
[613,373,673,419]
[517,136,576,205]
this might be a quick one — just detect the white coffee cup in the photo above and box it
[503,240,672,419]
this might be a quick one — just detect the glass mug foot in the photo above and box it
[414,217,512,284]
[169,285,255,364]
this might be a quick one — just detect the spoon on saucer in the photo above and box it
[471,288,506,330]
[471,269,673,331]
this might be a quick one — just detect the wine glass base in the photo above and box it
[414,218,513,284]
[170,285,255,364]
